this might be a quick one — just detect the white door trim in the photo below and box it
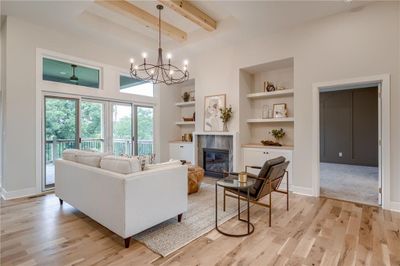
[312,74,390,209]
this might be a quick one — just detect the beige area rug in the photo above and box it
[133,183,246,257]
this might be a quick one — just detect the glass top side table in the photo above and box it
[215,176,256,237]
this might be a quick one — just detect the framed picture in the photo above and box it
[204,94,226,132]
[273,103,287,118]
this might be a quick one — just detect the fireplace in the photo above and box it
[203,148,229,178]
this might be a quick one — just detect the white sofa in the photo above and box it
[55,154,188,248]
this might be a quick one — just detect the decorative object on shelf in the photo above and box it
[264,81,276,92]
[273,103,288,118]
[182,92,190,102]
[219,105,233,132]
[262,104,270,119]
[204,94,226,132]
[269,128,286,144]
[182,117,194,122]
[129,5,189,85]
[189,90,195,101]
[183,133,193,142]
[260,140,282,146]
[276,85,286,91]
[239,172,248,183]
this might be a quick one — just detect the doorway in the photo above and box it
[312,74,390,209]
[319,87,379,205]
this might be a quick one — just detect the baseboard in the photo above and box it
[291,185,314,197]
[390,201,400,213]
[1,187,37,200]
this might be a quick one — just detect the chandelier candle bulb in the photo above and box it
[130,58,134,64]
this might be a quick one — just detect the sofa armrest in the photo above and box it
[123,165,188,237]
[55,160,126,237]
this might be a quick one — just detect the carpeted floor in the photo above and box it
[320,162,379,206]
[133,182,248,257]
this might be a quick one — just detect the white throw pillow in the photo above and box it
[62,149,79,162]
[100,155,141,174]
[75,150,109,168]
[145,159,182,170]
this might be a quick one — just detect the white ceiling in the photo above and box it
[1,0,371,61]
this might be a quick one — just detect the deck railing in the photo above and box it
[45,138,153,163]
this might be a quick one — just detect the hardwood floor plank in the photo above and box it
[1,192,399,266]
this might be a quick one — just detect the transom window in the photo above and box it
[42,57,100,89]
[120,75,154,97]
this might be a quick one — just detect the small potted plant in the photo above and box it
[219,105,233,132]
[269,128,285,145]
[182,92,190,102]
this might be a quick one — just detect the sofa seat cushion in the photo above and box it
[100,155,141,174]
[145,160,181,170]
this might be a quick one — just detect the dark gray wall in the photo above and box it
[320,87,378,166]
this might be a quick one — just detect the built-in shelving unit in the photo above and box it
[246,117,294,123]
[176,121,195,126]
[247,89,294,99]
[239,57,295,147]
[175,101,195,107]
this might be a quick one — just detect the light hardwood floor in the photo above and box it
[1,185,400,265]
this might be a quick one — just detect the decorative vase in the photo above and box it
[223,122,228,132]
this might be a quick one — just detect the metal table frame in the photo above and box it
[215,179,255,237]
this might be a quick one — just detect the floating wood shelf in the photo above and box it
[175,101,195,107]
[176,121,195,125]
[246,117,294,123]
[247,89,294,99]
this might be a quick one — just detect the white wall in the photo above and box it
[1,16,158,197]
[0,18,6,188]
[190,2,400,202]
[157,83,180,162]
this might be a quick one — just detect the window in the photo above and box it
[120,75,153,97]
[135,106,154,155]
[42,57,100,89]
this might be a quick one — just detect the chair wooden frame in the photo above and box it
[223,166,289,227]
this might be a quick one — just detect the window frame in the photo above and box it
[119,73,154,98]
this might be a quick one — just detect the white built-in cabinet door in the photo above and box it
[169,143,194,163]
[242,147,293,189]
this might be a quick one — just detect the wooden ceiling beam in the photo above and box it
[159,0,216,32]
[95,0,187,42]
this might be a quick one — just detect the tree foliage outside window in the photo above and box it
[45,98,77,141]
[45,99,153,155]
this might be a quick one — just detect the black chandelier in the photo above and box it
[129,5,189,85]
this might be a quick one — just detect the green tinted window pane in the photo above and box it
[43,58,100,89]
[120,75,153,97]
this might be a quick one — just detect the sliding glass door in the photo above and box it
[44,97,79,189]
[43,97,154,190]
[80,100,105,152]
[112,103,133,156]
[135,106,154,155]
